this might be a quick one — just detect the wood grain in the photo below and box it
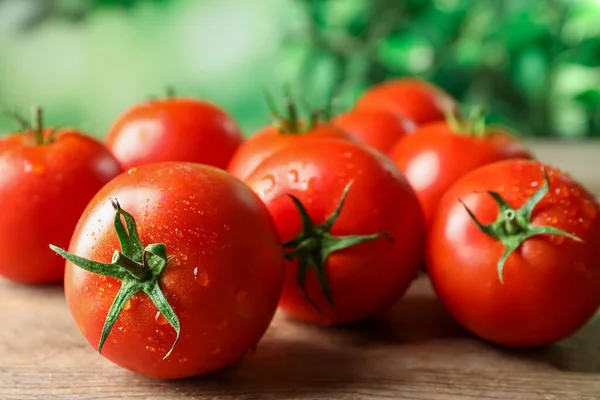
[1,141,599,400]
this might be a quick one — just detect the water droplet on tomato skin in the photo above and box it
[144,210,149,217]
[179,358,188,363]
[123,300,132,311]
[127,167,138,175]
[156,329,165,337]
[176,229,184,238]
[287,170,299,183]
[157,203,163,208]
[146,346,156,353]
[193,267,210,287]
[181,254,188,261]
[155,311,168,326]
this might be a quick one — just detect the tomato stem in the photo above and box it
[283,182,391,312]
[50,199,181,359]
[460,167,583,284]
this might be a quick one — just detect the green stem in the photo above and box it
[33,107,44,145]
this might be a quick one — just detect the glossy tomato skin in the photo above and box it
[227,123,348,181]
[389,122,533,226]
[0,130,122,284]
[245,139,425,325]
[105,98,243,171]
[428,160,600,346]
[333,108,416,154]
[355,78,457,125]
[63,163,283,378]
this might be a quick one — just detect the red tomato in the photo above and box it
[227,122,348,181]
[428,159,600,346]
[333,108,416,154]
[355,78,457,125]
[105,98,243,170]
[0,116,122,284]
[244,139,425,325]
[51,163,283,378]
[389,121,532,226]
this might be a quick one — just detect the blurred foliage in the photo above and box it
[0,0,599,138]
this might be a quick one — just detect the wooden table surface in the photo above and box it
[1,141,600,400]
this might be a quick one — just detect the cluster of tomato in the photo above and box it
[1,78,599,380]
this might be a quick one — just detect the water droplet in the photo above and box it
[212,347,221,355]
[157,203,163,208]
[145,198,150,203]
[179,358,188,363]
[176,229,184,238]
[530,181,539,188]
[181,254,188,261]
[159,187,164,191]
[90,232,95,237]
[156,329,165,337]
[117,326,127,333]
[127,167,138,174]
[175,258,181,266]
[550,216,558,225]
[189,195,195,200]
[183,199,190,205]
[168,187,173,191]
[99,287,105,292]
[146,346,156,352]
[155,311,168,326]
[151,223,155,228]
[124,300,132,311]
[287,169,299,183]
[193,267,210,286]
[236,290,248,303]
[216,319,228,331]
[144,210,149,217]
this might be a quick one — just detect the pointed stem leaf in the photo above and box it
[321,232,388,255]
[111,199,144,261]
[522,225,584,243]
[97,280,140,353]
[519,168,550,219]
[311,253,334,307]
[496,242,520,285]
[145,282,180,360]
[321,182,353,232]
[485,191,514,214]
[49,245,127,280]
[296,254,319,312]
[285,193,315,236]
[459,199,498,239]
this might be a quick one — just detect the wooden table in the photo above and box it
[1,141,599,400]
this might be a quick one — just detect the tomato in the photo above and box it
[428,159,600,346]
[389,119,532,226]
[227,94,349,181]
[0,111,122,284]
[50,163,284,378]
[355,78,457,125]
[105,97,243,171]
[244,138,425,325]
[333,108,416,154]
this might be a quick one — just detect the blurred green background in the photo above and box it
[0,0,599,138]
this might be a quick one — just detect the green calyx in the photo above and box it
[461,168,583,285]
[263,85,329,135]
[283,183,391,311]
[50,199,180,360]
[445,106,488,137]
[4,106,58,145]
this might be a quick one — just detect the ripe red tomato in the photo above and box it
[50,163,283,378]
[428,159,600,346]
[227,121,348,181]
[389,120,532,226]
[0,113,122,284]
[355,78,457,125]
[105,97,243,171]
[332,108,416,154]
[244,138,425,325]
